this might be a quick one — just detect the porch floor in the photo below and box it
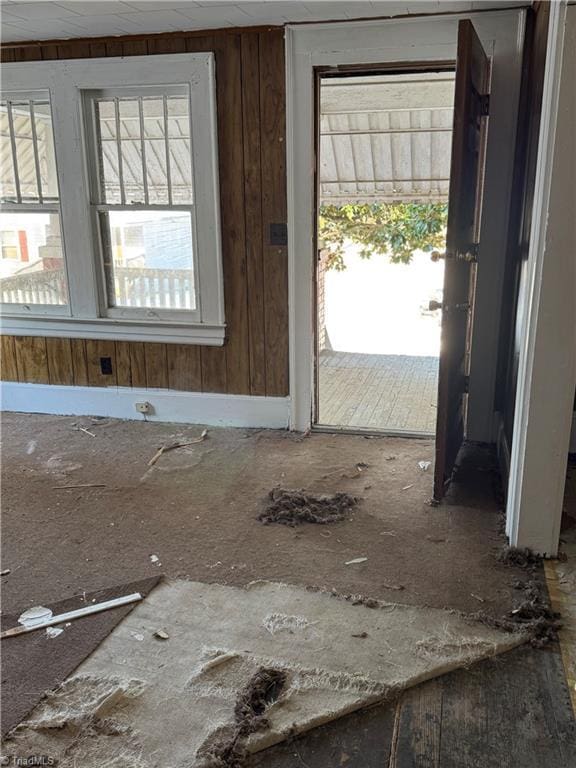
[318,350,438,434]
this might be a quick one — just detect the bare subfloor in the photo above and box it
[3,412,523,618]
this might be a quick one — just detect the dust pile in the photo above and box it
[497,546,543,569]
[474,581,562,647]
[258,488,358,526]
[196,668,287,768]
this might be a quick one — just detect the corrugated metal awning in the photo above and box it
[319,73,455,204]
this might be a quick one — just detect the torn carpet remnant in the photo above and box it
[258,488,358,526]
[4,579,528,767]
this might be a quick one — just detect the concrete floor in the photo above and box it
[318,350,438,434]
[2,412,527,621]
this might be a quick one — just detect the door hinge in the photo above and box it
[463,374,470,394]
[479,94,490,117]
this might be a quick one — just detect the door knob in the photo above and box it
[428,300,443,311]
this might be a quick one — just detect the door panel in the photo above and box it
[434,20,491,501]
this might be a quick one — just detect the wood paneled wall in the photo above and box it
[0,27,289,397]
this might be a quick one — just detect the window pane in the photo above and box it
[0,104,17,200]
[33,102,58,200]
[91,93,194,206]
[118,99,145,204]
[95,100,121,204]
[167,96,193,204]
[0,98,58,203]
[142,98,169,205]
[102,210,195,310]
[0,212,67,305]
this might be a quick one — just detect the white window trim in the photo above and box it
[0,53,225,346]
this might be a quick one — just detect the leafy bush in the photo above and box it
[318,202,448,270]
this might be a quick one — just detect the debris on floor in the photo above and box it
[322,461,369,480]
[497,546,543,569]
[1,592,143,639]
[345,557,368,566]
[148,429,208,466]
[3,579,529,766]
[418,461,431,471]
[196,668,287,768]
[258,488,358,527]
[473,580,561,647]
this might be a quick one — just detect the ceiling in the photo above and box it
[1,1,528,44]
[319,73,455,204]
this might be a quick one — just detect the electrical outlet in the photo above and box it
[135,401,153,415]
[100,356,113,375]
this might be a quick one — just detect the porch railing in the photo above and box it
[0,266,194,309]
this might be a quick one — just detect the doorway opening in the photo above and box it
[315,70,456,436]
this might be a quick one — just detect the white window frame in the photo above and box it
[0,54,225,345]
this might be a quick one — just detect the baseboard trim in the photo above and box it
[0,382,290,429]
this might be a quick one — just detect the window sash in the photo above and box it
[83,87,200,322]
[95,205,201,323]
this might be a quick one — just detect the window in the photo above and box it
[0,94,67,309]
[85,88,198,318]
[1,54,224,344]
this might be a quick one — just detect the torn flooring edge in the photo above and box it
[3,579,532,767]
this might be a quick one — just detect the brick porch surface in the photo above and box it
[318,350,438,434]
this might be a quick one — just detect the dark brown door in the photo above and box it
[433,20,491,501]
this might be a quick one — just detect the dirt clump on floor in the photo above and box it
[196,668,287,768]
[497,546,543,569]
[258,488,358,527]
[474,581,561,648]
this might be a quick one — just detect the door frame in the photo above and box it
[312,62,455,438]
[506,0,573,556]
[286,9,526,434]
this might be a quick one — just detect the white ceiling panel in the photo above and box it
[1,1,528,44]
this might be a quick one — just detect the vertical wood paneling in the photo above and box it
[259,29,289,396]
[200,347,227,393]
[129,343,147,388]
[71,340,88,385]
[1,336,19,381]
[147,37,186,55]
[46,338,73,385]
[1,27,289,398]
[85,340,117,386]
[167,344,202,391]
[14,337,49,383]
[121,40,148,56]
[242,32,267,396]
[115,341,132,387]
[144,344,168,388]
[220,34,251,395]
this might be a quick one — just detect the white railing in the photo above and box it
[0,266,194,309]
[0,268,66,305]
[113,267,194,309]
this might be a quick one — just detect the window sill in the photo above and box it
[0,315,226,346]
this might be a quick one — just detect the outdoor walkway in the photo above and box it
[318,350,438,434]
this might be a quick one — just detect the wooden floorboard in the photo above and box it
[249,645,576,768]
[318,350,439,433]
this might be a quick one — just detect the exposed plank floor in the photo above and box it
[318,350,438,433]
[250,644,576,768]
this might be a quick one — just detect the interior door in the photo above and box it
[433,19,491,501]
